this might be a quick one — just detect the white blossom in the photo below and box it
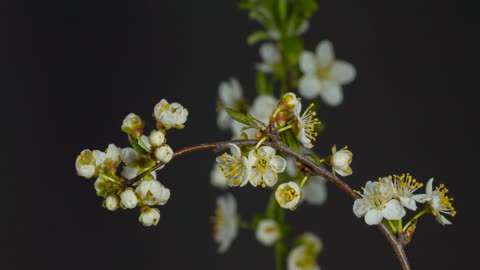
[76,149,97,179]
[298,40,356,106]
[248,146,286,187]
[415,178,456,225]
[255,219,280,247]
[121,113,144,137]
[386,174,426,211]
[302,176,328,206]
[276,181,302,210]
[210,163,228,189]
[154,144,173,163]
[148,130,166,147]
[293,102,320,149]
[256,43,281,73]
[330,146,353,177]
[103,144,122,171]
[213,193,238,253]
[94,175,118,197]
[120,189,138,209]
[353,178,405,225]
[216,144,252,187]
[153,99,189,129]
[139,207,160,226]
[217,78,244,130]
[121,147,138,165]
[104,195,120,211]
[298,232,323,255]
[287,245,320,270]
[135,179,171,206]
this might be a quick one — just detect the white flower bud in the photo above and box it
[139,207,160,226]
[120,189,138,209]
[105,144,121,165]
[255,219,280,246]
[154,144,173,163]
[149,130,166,147]
[121,113,144,137]
[153,99,189,129]
[75,149,96,179]
[135,180,171,206]
[104,195,120,211]
[331,148,353,177]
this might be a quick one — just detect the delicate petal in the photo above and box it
[435,214,452,225]
[286,157,298,177]
[299,51,317,74]
[228,143,242,158]
[382,199,405,220]
[260,43,281,64]
[364,209,383,225]
[302,176,327,206]
[121,164,139,180]
[319,82,343,106]
[249,168,263,187]
[315,40,334,67]
[400,197,417,211]
[425,178,434,194]
[92,150,106,167]
[412,193,431,203]
[262,169,278,187]
[258,146,276,157]
[353,198,370,218]
[121,147,138,164]
[298,76,322,99]
[270,156,287,173]
[330,61,356,85]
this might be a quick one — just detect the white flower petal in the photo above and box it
[302,176,327,206]
[412,193,431,203]
[319,82,343,106]
[217,110,231,130]
[316,40,334,67]
[330,61,356,85]
[435,214,452,225]
[382,199,405,220]
[270,156,287,173]
[364,209,383,225]
[121,147,138,164]
[353,198,370,218]
[260,43,281,64]
[228,143,242,158]
[298,76,322,99]
[299,51,317,74]
[285,157,298,177]
[263,169,278,187]
[400,197,417,211]
[425,178,434,194]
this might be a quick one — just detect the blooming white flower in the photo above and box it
[293,102,320,149]
[216,143,252,187]
[213,193,238,253]
[104,194,120,211]
[153,99,189,129]
[298,40,356,106]
[329,146,353,177]
[148,130,166,147]
[217,78,244,130]
[139,207,160,226]
[415,178,456,225]
[121,113,144,137]
[76,149,97,179]
[302,176,328,206]
[120,189,138,209]
[248,146,286,187]
[230,95,277,139]
[135,179,171,206]
[255,219,280,247]
[386,173,426,211]
[154,144,173,163]
[210,163,228,189]
[287,245,320,270]
[353,178,405,225]
[276,181,302,210]
[256,43,281,73]
[297,232,323,255]
[103,144,122,172]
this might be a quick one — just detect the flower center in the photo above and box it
[436,184,456,217]
[278,186,298,204]
[317,67,330,80]
[391,173,423,197]
[79,151,95,166]
[255,157,269,174]
[160,103,170,112]
[297,249,316,268]
[219,153,247,186]
[300,103,320,141]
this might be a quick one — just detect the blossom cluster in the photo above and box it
[75,99,188,226]
[353,174,456,229]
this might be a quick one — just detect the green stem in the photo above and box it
[99,173,118,183]
[255,136,268,149]
[403,209,427,232]
[278,124,293,133]
[385,219,397,233]
[275,242,285,270]
[299,176,308,188]
[272,107,282,118]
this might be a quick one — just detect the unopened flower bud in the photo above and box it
[154,144,173,163]
[75,149,96,179]
[279,92,299,111]
[256,219,280,246]
[329,146,353,177]
[139,207,160,226]
[121,113,144,138]
[120,189,138,209]
[149,130,166,147]
[104,195,120,211]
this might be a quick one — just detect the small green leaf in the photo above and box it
[276,0,288,22]
[280,37,303,65]
[225,108,265,130]
[280,129,300,152]
[305,153,322,164]
[256,70,273,95]
[247,31,269,45]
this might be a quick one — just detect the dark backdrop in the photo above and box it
[2,0,478,269]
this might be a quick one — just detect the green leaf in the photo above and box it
[280,37,303,65]
[305,153,322,164]
[276,0,288,22]
[247,31,269,45]
[280,129,300,152]
[225,108,265,130]
[256,70,273,95]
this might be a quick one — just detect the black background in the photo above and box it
[2,0,478,269]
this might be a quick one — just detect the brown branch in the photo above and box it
[125,139,410,270]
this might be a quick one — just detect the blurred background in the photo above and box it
[1,0,477,269]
